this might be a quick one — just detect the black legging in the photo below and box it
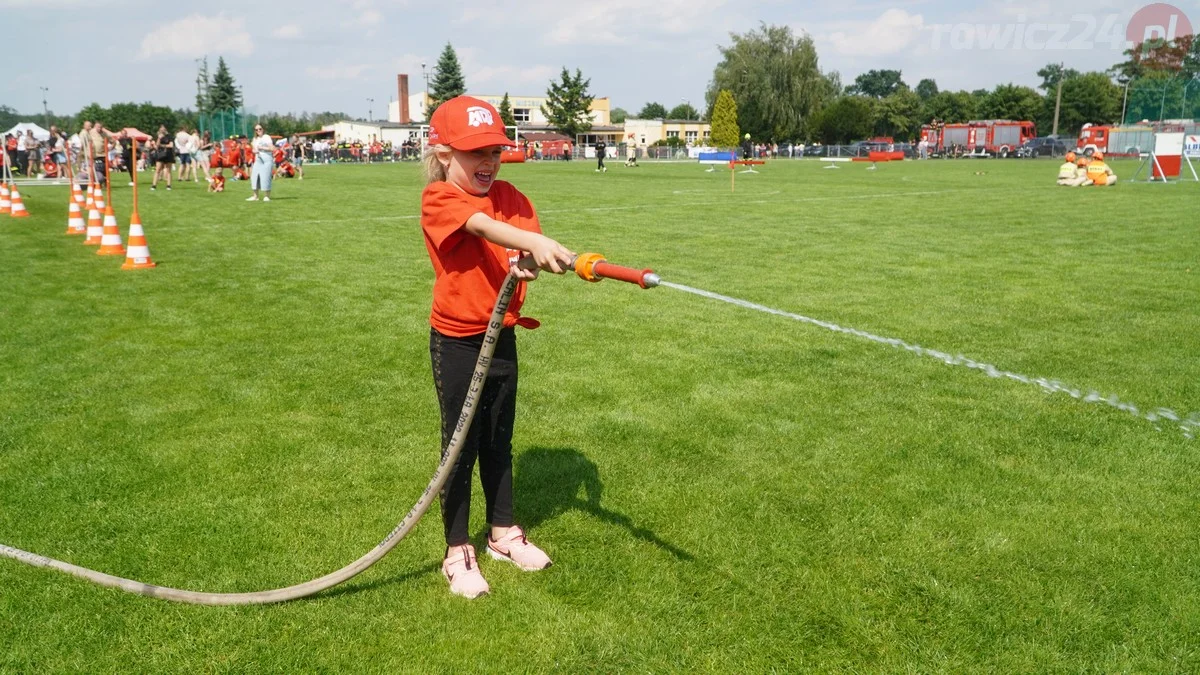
[597,152,605,170]
[430,327,517,546]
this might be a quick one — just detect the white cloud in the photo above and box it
[453,47,557,92]
[343,0,384,35]
[541,0,732,45]
[272,23,303,40]
[305,63,373,80]
[822,9,926,57]
[138,14,253,60]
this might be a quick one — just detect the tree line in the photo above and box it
[4,29,1196,145]
[700,23,1200,145]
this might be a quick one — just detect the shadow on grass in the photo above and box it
[515,447,693,561]
[318,561,442,600]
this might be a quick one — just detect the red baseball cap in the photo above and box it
[427,96,515,150]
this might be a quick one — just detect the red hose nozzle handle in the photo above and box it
[516,253,659,288]
[571,253,659,288]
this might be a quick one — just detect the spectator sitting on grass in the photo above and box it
[208,167,226,193]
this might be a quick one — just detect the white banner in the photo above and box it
[1185,135,1200,158]
[1154,132,1184,156]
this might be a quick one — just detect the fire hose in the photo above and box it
[0,254,659,605]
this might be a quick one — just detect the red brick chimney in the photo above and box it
[397,74,410,124]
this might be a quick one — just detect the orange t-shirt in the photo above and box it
[421,180,542,337]
[210,175,226,192]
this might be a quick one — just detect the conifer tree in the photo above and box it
[541,68,594,139]
[710,90,740,148]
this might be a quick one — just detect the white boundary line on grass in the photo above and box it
[660,281,1200,440]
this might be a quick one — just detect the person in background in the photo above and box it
[88,122,119,187]
[247,124,274,202]
[16,129,33,176]
[49,125,67,177]
[208,166,226,193]
[594,138,607,173]
[1056,151,1086,186]
[1083,151,1117,186]
[151,124,174,191]
[195,130,213,183]
[741,133,752,160]
[175,126,194,182]
[119,132,137,186]
[290,134,305,180]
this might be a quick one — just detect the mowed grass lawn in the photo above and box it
[1,157,1198,672]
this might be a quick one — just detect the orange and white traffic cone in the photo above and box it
[93,185,106,211]
[71,181,85,207]
[9,185,30,218]
[121,213,156,270]
[66,199,86,234]
[85,182,95,211]
[0,182,10,215]
[84,203,103,244]
[97,205,125,255]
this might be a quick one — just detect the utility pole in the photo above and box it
[1120,78,1130,125]
[39,86,49,128]
[1051,62,1064,137]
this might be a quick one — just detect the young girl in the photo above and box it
[421,96,574,599]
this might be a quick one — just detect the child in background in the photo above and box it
[208,167,225,193]
[420,96,575,599]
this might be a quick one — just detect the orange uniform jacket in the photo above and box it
[1086,160,1112,185]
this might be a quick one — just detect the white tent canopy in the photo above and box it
[5,122,50,141]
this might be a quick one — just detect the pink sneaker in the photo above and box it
[487,526,553,571]
[442,544,489,599]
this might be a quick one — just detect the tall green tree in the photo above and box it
[709,90,739,147]
[541,68,594,139]
[1050,72,1122,134]
[922,90,978,123]
[706,22,829,141]
[195,57,210,115]
[610,107,628,124]
[1035,63,1081,92]
[667,103,699,119]
[846,69,907,98]
[873,89,922,139]
[979,84,1043,121]
[207,56,241,111]
[915,78,939,100]
[428,42,467,120]
[0,104,21,129]
[812,96,874,143]
[498,92,516,139]
[637,102,668,118]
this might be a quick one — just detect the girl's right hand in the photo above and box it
[527,235,575,274]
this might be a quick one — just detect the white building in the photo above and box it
[396,92,612,127]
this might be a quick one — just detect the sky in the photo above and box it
[2,0,1197,120]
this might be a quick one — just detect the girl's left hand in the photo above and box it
[510,265,539,281]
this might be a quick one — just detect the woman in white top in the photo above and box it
[248,125,274,202]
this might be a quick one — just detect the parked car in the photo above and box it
[802,144,826,157]
[1017,136,1067,158]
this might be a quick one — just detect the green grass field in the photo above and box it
[2,157,1198,672]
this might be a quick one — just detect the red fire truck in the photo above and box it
[1076,121,1200,157]
[920,120,1037,157]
